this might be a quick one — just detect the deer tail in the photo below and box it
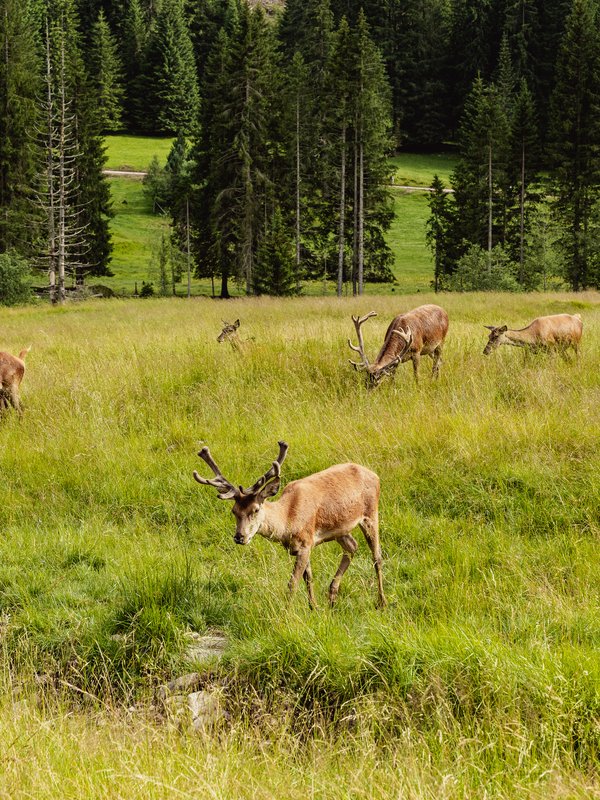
[18,345,31,359]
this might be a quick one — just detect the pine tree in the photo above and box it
[451,76,511,269]
[426,175,457,291]
[143,0,199,134]
[88,9,125,132]
[548,0,600,290]
[0,0,42,257]
[254,207,299,296]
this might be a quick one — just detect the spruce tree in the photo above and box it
[143,0,199,134]
[254,207,299,296]
[548,0,600,290]
[88,9,125,132]
[426,175,457,291]
[0,0,42,257]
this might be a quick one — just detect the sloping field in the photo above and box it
[1,293,599,797]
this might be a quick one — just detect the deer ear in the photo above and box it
[258,478,280,502]
[499,325,508,332]
[484,325,495,330]
[233,319,240,329]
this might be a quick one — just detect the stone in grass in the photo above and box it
[160,686,227,732]
[184,629,228,665]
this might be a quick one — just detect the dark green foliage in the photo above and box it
[0,0,42,257]
[548,0,600,290]
[142,0,199,135]
[426,175,457,291]
[88,9,125,132]
[143,155,170,214]
[254,207,299,296]
[139,280,154,296]
[448,243,520,291]
[0,251,32,305]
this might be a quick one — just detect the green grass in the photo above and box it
[0,293,599,797]
[103,145,438,295]
[390,151,457,187]
[104,134,175,172]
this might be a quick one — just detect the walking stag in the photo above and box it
[193,441,386,609]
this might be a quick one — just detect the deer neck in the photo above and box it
[257,500,289,545]
[505,329,532,347]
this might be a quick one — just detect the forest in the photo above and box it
[0,0,599,302]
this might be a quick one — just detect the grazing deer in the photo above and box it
[0,347,30,417]
[348,304,449,386]
[483,314,583,359]
[193,441,386,609]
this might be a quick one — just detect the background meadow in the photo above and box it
[0,292,598,798]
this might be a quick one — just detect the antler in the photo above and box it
[390,325,412,349]
[243,441,289,496]
[193,446,239,500]
[348,311,377,370]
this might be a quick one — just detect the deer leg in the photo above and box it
[303,561,318,610]
[411,354,420,385]
[288,547,311,603]
[431,345,443,379]
[359,512,387,608]
[7,384,22,417]
[328,534,358,607]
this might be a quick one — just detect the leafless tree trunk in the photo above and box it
[186,195,191,298]
[487,142,493,274]
[519,139,525,283]
[337,124,346,298]
[358,136,364,295]
[295,91,301,291]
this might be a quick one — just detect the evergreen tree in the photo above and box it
[548,0,600,290]
[88,9,125,132]
[426,175,457,291]
[451,76,511,268]
[254,207,299,296]
[0,0,42,257]
[143,0,199,134]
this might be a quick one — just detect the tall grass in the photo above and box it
[0,293,599,796]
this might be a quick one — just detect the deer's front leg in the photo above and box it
[288,547,311,603]
[303,561,318,610]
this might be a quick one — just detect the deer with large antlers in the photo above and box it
[193,442,386,609]
[348,304,449,387]
[0,347,30,417]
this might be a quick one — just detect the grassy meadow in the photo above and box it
[102,136,444,295]
[0,292,599,798]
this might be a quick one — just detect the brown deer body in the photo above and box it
[193,442,386,609]
[349,304,449,386]
[0,347,30,416]
[483,314,583,358]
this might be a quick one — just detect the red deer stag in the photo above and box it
[193,441,386,609]
[0,347,30,417]
[348,304,449,386]
[483,314,582,358]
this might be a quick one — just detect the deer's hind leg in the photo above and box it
[431,344,443,379]
[303,561,318,610]
[359,510,387,608]
[329,534,358,607]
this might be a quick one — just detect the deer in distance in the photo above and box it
[217,319,253,352]
[0,347,30,417]
[483,314,583,359]
[348,304,449,387]
[193,441,386,609]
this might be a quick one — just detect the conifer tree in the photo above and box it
[548,0,600,290]
[426,175,457,291]
[143,0,199,134]
[0,0,42,257]
[254,207,299,296]
[88,9,125,132]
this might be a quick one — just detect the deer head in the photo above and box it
[217,319,240,344]
[193,441,289,544]
[348,313,412,388]
[483,325,508,355]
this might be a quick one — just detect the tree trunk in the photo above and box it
[487,142,493,275]
[337,124,346,298]
[352,123,358,296]
[295,92,301,291]
[186,195,191,298]
[45,20,56,303]
[519,139,525,284]
[358,136,364,295]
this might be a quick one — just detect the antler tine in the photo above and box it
[348,311,377,369]
[243,440,289,496]
[193,446,239,499]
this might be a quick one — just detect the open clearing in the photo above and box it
[1,293,598,798]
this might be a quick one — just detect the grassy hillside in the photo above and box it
[103,136,445,294]
[1,293,598,797]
